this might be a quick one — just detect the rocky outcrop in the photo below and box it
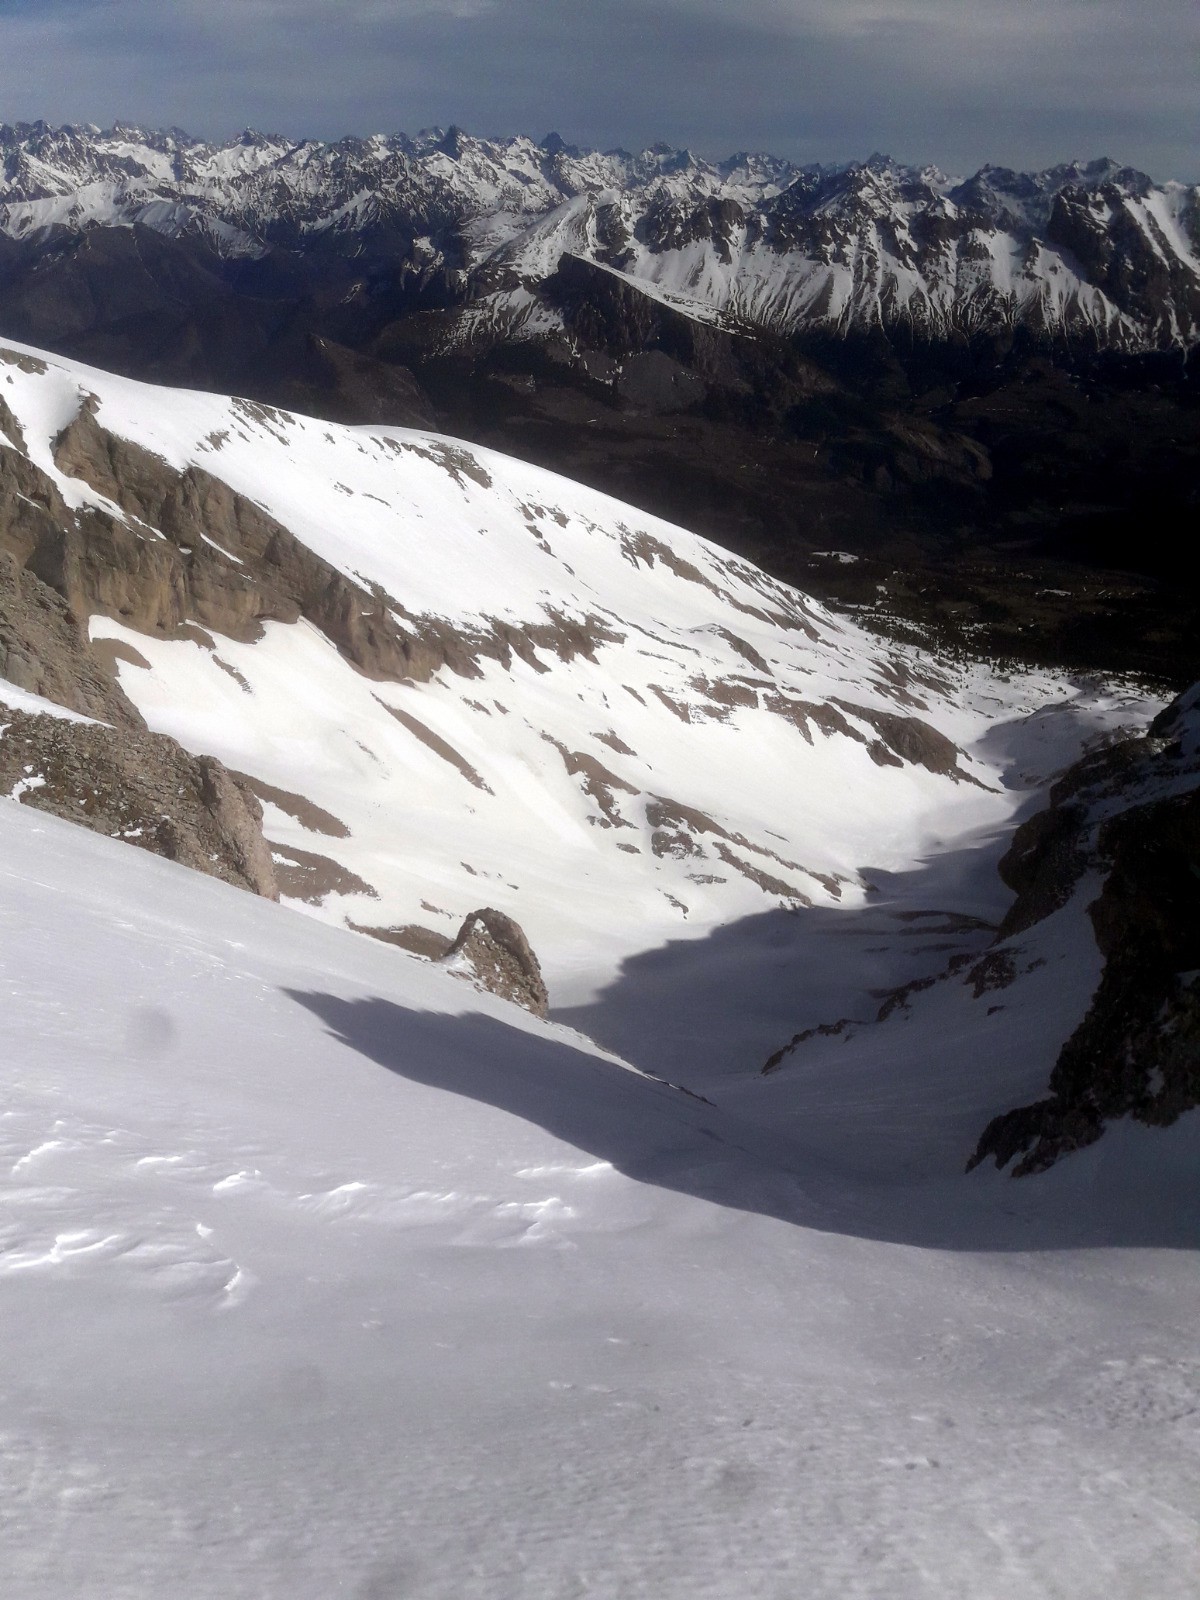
[49,401,422,673]
[969,688,1200,1175]
[994,722,1169,937]
[0,398,620,698]
[0,708,278,898]
[442,907,549,1016]
[0,552,143,726]
[351,922,455,960]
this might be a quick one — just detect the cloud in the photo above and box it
[0,0,1194,178]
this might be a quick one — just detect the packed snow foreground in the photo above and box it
[1,342,1198,1597]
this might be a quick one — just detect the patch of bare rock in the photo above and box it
[0,709,277,898]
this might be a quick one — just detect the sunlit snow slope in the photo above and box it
[0,339,1155,1000]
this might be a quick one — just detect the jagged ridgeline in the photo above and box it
[0,122,1195,346]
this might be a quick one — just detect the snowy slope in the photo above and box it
[3,774,1199,1599]
[0,338,1157,1002]
[0,122,1196,348]
[2,327,1198,1595]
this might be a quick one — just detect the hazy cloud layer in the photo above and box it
[0,0,1194,178]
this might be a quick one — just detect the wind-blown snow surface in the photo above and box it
[0,340,1160,999]
[3,794,1200,1599]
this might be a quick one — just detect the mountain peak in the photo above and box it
[0,118,1191,349]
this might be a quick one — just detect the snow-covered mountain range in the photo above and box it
[2,121,1197,348]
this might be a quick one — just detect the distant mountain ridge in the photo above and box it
[1,120,1197,349]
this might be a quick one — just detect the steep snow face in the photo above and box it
[0,123,1196,347]
[3,753,1199,1600]
[0,338,1157,1000]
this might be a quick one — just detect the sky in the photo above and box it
[0,0,1194,180]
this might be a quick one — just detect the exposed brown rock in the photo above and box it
[544,736,638,826]
[753,687,978,782]
[995,802,1090,938]
[10,401,624,707]
[378,434,493,491]
[443,907,549,1016]
[233,774,350,839]
[594,728,636,756]
[620,527,714,588]
[993,729,1151,939]
[0,552,143,726]
[645,796,726,840]
[833,699,983,783]
[764,693,862,745]
[0,348,48,376]
[651,827,702,859]
[0,708,277,897]
[648,685,692,722]
[47,403,486,683]
[268,843,377,904]
[762,1016,861,1075]
[709,626,772,673]
[350,922,455,960]
[377,700,491,791]
[0,427,77,568]
[713,841,810,902]
[644,793,817,895]
[0,394,25,449]
[963,949,1019,998]
[90,636,152,675]
[688,675,760,718]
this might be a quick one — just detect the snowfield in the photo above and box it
[0,339,1164,996]
[2,792,1198,1599]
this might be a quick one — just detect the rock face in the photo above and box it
[0,393,618,699]
[969,687,1200,1175]
[442,908,549,1016]
[0,709,278,899]
[0,551,142,727]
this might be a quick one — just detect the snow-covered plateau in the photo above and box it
[1,338,1198,1596]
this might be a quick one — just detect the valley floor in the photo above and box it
[2,767,1198,1598]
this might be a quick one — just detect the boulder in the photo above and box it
[442,907,549,1016]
